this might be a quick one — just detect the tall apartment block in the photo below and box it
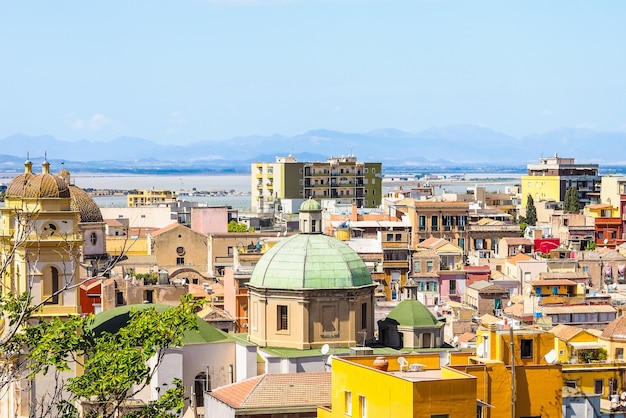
[521,154,600,210]
[251,155,382,213]
[127,189,177,207]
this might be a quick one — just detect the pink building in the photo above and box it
[191,206,230,234]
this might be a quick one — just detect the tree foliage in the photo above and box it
[18,295,202,418]
[228,220,255,232]
[525,194,537,226]
[564,186,580,213]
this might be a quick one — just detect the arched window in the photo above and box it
[43,266,60,304]
[194,372,210,407]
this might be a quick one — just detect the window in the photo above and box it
[387,233,393,241]
[565,380,577,388]
[176,257,185,265]
[594,379,604,394]
[116,291,125,306]
[277,305,288,330]
[90,232,97,245]
[419,216,426,232]
[413,261,421,273]
[144,290,154,304]
[176,246,185,256]
[431,215,439,231]
[361,303,367,330]
[395,233,402,241]
[228,246,234,255]
[358,395,366,418]
[520,339,533,359]
[449,280,457,295]
[426,261,434,273]
[616,348,624,360]
[43,266,60,305]
[322,305,338,333]
[345,391,352,416]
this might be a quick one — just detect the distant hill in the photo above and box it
[2,125,626,173]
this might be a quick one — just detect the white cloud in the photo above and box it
[168,111,186,125]
[88,113,111,131]
[68,112,112,131]
[576,122,596,130]
[333,106,343,113]
[542,109,552,117]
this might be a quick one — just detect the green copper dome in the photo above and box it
[299,198,322,212]
[387,299,441,327]
[249,234,372,289]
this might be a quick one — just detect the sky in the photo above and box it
[1,0,625,145]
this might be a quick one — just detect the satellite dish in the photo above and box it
[507,300,512,307]
[452,336,459,345]
[525,287,532,295]
[604,239,609,245]
[326,354,334,366]
[476,343,485,357]
[544,349,557,364]
[320,344,330,355]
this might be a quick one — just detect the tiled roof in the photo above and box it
[504,302,525,317]
[601,315,626,340]
[549,324,584,341]
[105,218,125,227]
[151,222,186,237]
[502,238,533,246]
[209,373,331,410]
[468,280,492,291]
[542,304,615,315]
[529,279,577,286]
[508,253,533,263]
[69,185,104,223]
[457,332,476,343]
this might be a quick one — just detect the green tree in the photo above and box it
[228,220,255,233]
[14,296,202,418]
[525,194,537,226]
[564,186,580,213]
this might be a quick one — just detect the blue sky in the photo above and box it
[1,0,624,144]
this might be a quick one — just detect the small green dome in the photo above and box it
[249,234,372,289]
[387,300,440,327]
[299,198,321,212]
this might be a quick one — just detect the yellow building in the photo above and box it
[585,203,619,219]
[521,154,600,210]
[468,325,563,417]
[0,158,83,318]
[318,354,480,418]
[549,324,602,364]
[127,188,177,207]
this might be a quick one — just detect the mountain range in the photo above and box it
[1,125,625,174]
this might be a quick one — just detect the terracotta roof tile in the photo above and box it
[549,324,584,341]
[210,373,331,410]
[602,315,626,340]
